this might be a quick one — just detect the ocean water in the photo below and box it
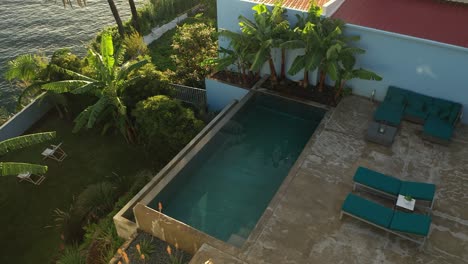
[0,0,142,112]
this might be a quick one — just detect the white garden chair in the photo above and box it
[41,142,67,162]
[17,172,46,185]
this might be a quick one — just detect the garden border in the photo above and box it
[0,93,53,141]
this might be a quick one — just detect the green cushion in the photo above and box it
[390,211,431,236]
[354,167,401,196]
[448,104,461,125]
[386,86,409,99]
[428,105,440,116]
[433,98,453,110]
[399,181,436,201]
[342,193,394,228]
[404,107,428,121]
[406,93,425,111]
[388,94,406,105]
[424,116,454,141]
[374,102,405,126]
[439,107,451,121]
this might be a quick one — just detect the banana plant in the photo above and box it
[41,33,148,143]
[0,132,56,176]
[216,29,257,85]
[238,4,283,83]
[329,47,382,99]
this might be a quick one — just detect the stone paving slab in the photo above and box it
[191,96,468,264]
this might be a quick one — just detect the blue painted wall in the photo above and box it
[205,78,249,111]
[0,94,53,141]
[217,0,318,85]
[344,24,468,123]
[217,0,468,123]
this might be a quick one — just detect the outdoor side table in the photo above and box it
[365,121,398,146]
[396,194,416,212]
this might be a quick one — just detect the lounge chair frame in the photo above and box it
[42,142,67,162]
[340,210,429,249]
[17,172,46,185]
[353,182,435,212]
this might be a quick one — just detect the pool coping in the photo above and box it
[115,83,334,261]
[113,97,242,239]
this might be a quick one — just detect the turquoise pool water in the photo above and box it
[149,93,325,245]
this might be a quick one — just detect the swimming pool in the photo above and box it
[148,93,325,246]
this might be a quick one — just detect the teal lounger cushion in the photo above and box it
[374,102,405,126]
[390,211,431,236]
[448,103,462,125]
[342,193,394,228]
[399,181,436,201]
[423,116,454,141]
[354,167,401,196]
[385,86,409,104]
[404,107,428,122]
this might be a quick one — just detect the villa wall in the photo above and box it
[217,0,318,85]
[0,93,53,141]
[342,25,468,123]
[217,0,468,123]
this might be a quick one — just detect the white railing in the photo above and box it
[170,83,206,109]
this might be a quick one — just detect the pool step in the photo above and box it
[227,233,246,247]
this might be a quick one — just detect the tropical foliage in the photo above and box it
[133,95,204,159]
[41,33,148,142]
[0,132,56,176]
[171,21,218,87]
[220,2,382,98]
[137,0,202,35]
[237,3,289,83]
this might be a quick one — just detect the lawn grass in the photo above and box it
[0,110,153,263]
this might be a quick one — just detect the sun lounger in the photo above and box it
[340,193,431,247]
[353,167,436,210]
[42,142,67,162]
[17,172,46,185]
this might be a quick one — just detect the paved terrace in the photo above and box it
[191,96,468,264]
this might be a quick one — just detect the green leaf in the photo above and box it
[42,80,89,93]
[353,69,383,81]
[0,132,56,156]
[326,62,339,81]
[100,33,115,72]
[0,162,48,176]
[251,48,270,71]
[287,55,306,76]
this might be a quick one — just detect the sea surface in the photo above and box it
[0,0,143,112]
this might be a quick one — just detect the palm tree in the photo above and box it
[239,4,282,83]
[60,0,125,36]
[41,33,148,143]
[128,0,140,32]
[0,132,56,176]
[5,54,69,118]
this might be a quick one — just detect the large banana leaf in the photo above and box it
[42,80,90,93]
[101,33,115,72]
[0,162,48,176]
[0,132,56,155]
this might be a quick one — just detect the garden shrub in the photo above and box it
[133,95,204,159]
[122,32,149,60]
[123,62,174,111]
[56,244,86,264]
[137,0,201,35]
[170,21,217,88]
